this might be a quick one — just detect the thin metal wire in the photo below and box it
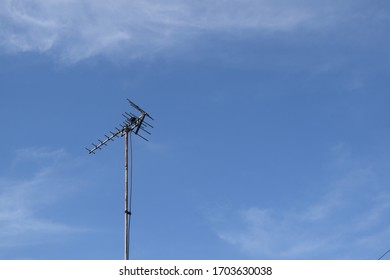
[124,129,129,260]
[378,249,390,260]
[127,131,133,258]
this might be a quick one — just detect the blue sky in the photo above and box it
[1,0,390,260]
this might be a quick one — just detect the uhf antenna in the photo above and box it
[86,99,153,260]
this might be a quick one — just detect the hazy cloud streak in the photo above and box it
[214,149,390,259]
[0,0,347,62]
[0,147,88,248]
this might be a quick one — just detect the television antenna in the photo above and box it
[86,99,153,260]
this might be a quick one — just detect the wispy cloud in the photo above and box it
[0,0,352,62]
[0,147,88,249]
[212,146,390,259]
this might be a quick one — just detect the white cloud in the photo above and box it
[0,147,88,248]
[0,0,349,62]
[14,147,67,162]
[213,149,390,259]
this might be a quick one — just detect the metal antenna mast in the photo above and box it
[86,99,153,260]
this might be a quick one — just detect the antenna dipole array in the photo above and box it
[86,99,154,154]
[86,99,153,260]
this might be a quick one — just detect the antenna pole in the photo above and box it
[85,99,153,260]
[124,127,130,260]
